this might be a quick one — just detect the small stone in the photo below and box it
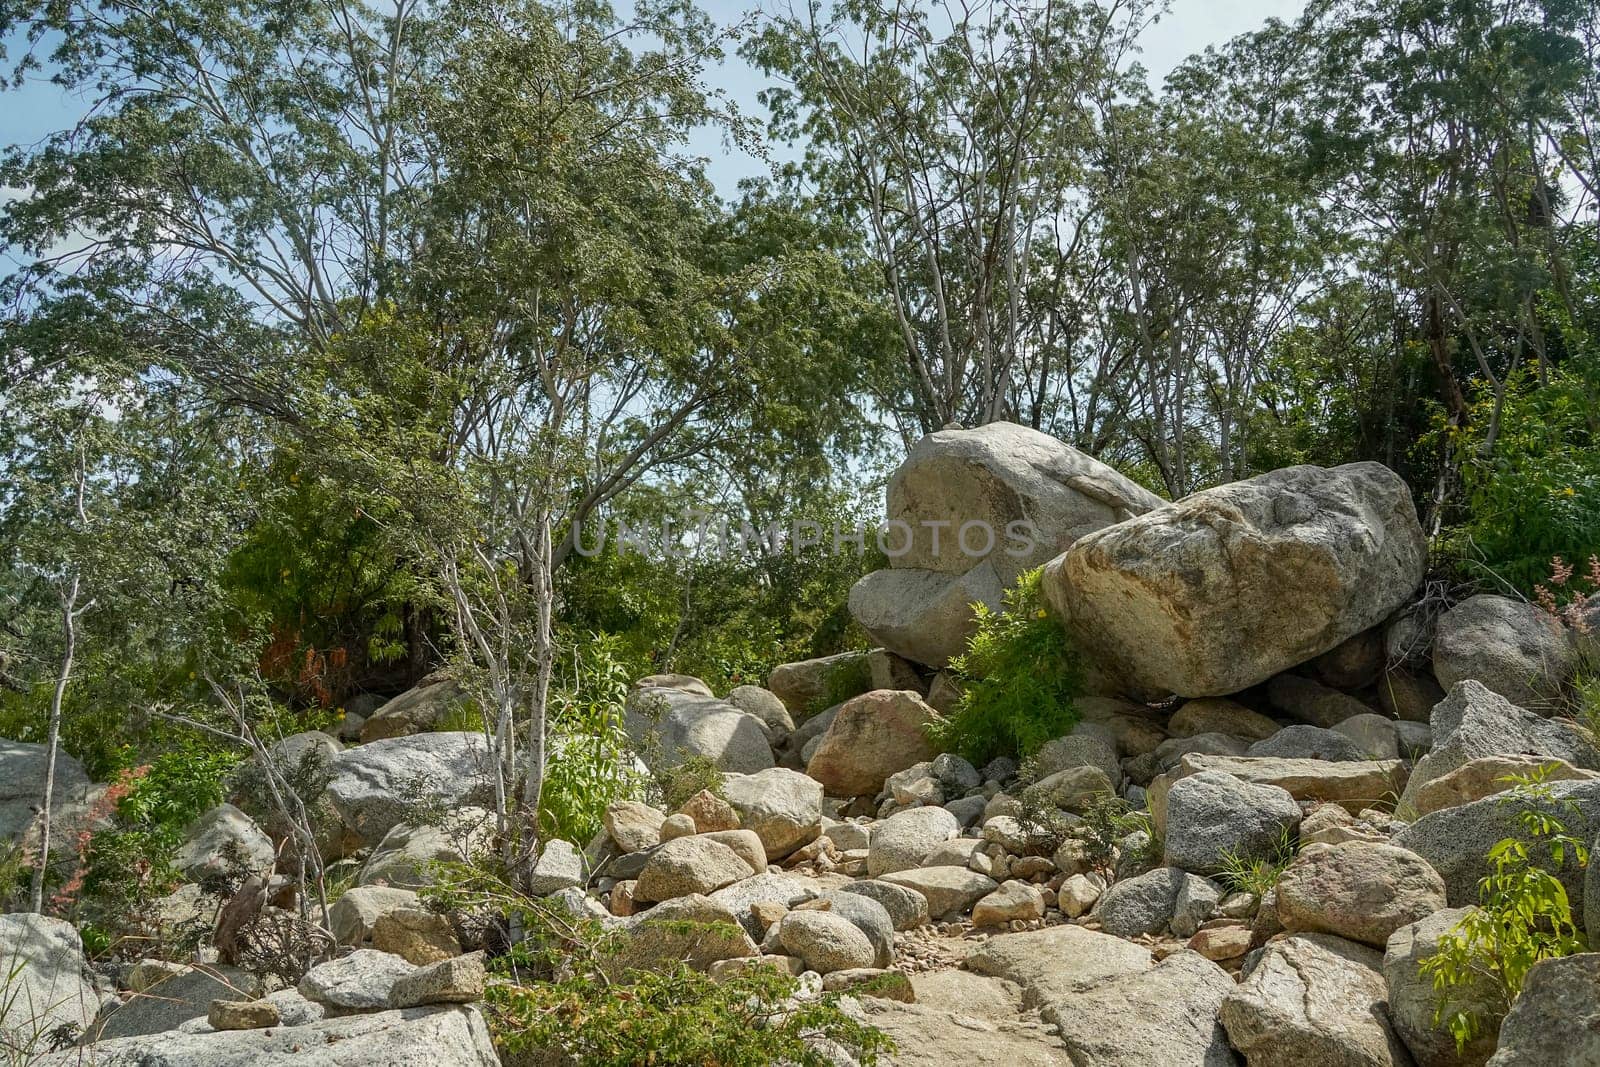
[678,789,741,833]
[604,801,666,852]
[610,880,639,917]
[206,999,280,1031]
[1057,873,1104,918]
[749,900,789,936]
[389,951,486,1008]
[1187,923,1252,962]
[1009,855,1055,880]
[971,880,1046,926]
[659,813,697,841]
[371,908,462,966]
[525,839,585,896]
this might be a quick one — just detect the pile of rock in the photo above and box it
[12,423,1600,1066]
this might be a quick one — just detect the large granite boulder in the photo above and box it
[1396,777,1600,919]
[806,690,941,798]
[1384,907,1500,1067]
[877,422,1165,582]
[0,739,104,859]
[1433,595,1574,709]
[850,423,1164,667]
[633,836,755,902]
[1162,770,1301,875]
[1274,841,1448,948]
[1092,867,1208,938]
[1044,951,1238,1067]
[324,733,496,847]
[358,807,495,889]
[172,803,276,881]
[624,685,774,775]
[848,562,1004,668]
[359,672,471,742]
[1220,933,1412,1067]
[1400,679,1598,813]
[0,914,101,1047]
[91,965,261,1040]
[1045,462,1426,700]
[1486,952,1600,1066]
[719,768,822,861]
[867,807,960,876]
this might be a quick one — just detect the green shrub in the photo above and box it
[1448,363,1600,594]
[423,864,892,1066]
[931,567,1081,765]
[658,754,727,812]
[802,652,873,721]
[538,633,647,845]
[1420,767,1590,1051]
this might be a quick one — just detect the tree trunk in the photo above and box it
[30,575,80,914]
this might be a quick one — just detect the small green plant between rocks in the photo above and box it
[423,862,892,1066]
[1420,767,1590,1052]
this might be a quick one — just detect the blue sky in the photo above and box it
[2,0,1305,200]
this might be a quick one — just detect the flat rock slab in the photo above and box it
[43,1005,499,1066]
[1177,753,1408,813]
[966,925,1152,1010]
[855,997,1073,1067]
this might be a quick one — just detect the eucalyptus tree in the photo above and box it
[746,0,1159,441]
[1,0,882,878]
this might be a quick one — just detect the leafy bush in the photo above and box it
[538,633,647,845]
[802,653,873,721]
[1449,363,1600,594]
[658,754,728,812]
[932,567,1081,764]
[1420,768,1590,1051]
[423,863,892,1066]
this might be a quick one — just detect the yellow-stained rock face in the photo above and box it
[1045,461,1426,700]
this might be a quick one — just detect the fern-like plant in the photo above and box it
[930,567,1081,765]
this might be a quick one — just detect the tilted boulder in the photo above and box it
[806,690,941,798]
[849,422,1164,667]
[1401,679,1599,813]
[1410,754,1598,817]
[878,421,1165,583]
[623,685,774,775]
[1045,462,1426,699]
[1433,595,1574,709]
[847,562,1004,668]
